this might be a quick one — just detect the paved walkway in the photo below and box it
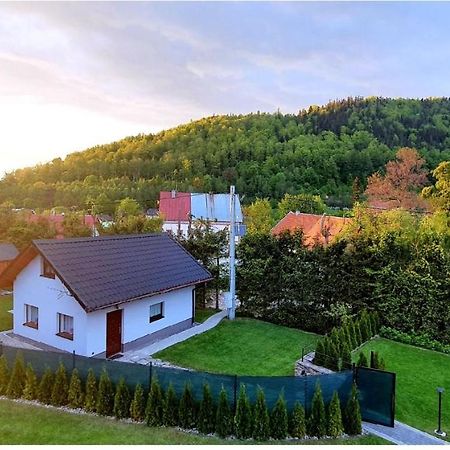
[363,420,449,445]
[118,310,228,364]
[0,330,41,350]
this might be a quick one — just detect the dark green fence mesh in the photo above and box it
[0,344,395,426]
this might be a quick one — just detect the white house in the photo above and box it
[0,234,212,358]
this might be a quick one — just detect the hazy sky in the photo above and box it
[1,2,450,175]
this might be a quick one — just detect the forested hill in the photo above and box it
[2,97,450,214]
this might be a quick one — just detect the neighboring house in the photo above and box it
[0,233,212,358]
[159,190,245,238]
[272,211,351,246]
[0,243,19,275]
[27,213,100,238]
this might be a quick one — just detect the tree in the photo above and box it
[215,386,233,438]
[244,198,274,235]
[114,377,131,419]
[0,355,9,396]
[100,215,163,235]
[314,340,325,367]
[289,401,306,439]
[252,387,270,441]
[96,369,114,416]
[422,161,450,212]
[23,363,38,401]
[6,352,26,398]
[84,369,97,412]
[197,383,215,435]
[356,352,368,367]
[115,197,141,219]
[68,368,84,409]
[270,391,288,440]
[130,383,146,422]
[234,384,253,439]
[340,342,352,371]
[146,376,165,427]
[352,177,362,204]
[278,193,326,217]
[163,383,178,427]
[343,383,362,435]
[38,367,54,404]
[178,382,196,430]
[308,382,326,438]
[51,362,69,406]
[327,391,344,438]
[62,213,92,237]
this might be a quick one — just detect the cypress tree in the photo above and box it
[84,369,97,412]
[114,377,131,419]
[163,382,178,427]
[252,387,270,441]
[356,352,368,367]
[96,369,114,416]
[289,401,306,439]
[370,351,379,369]
[215,386,232,438]
[6,352,26,398]
[346,322,357,350]
[327,391,344,438]
[322,337,333,370]
[343,383,362,435]
[353,322,363,347]
[51,362,69,406]
[130,383,146,422]
[330,328,342,355]
[340,342,352,372]
[338,327,350,353]
[23,363,38,401]
[234,384,253,439]
[178,382,196,430]
[146,376,165,427]
[369,312,378,336]
[68,368,84,409]
[198,383,215,435]
[38,367,54,404]
[270,391,288,440]
[359,317,370,343]
[0,355,10,396]
[327,339,340,371]
[314,340,325,366]
[307,382,326,438]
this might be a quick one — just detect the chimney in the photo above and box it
[171,190,176,199]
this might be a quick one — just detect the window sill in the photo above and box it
[149,315,164,323]
[23,322,38,330]
[56,332,73,341]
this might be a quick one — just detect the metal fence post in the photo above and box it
[233,375,238,413]
[72,350,75,370]
[148,361,153,389]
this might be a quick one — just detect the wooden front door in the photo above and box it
[106,310,122,358]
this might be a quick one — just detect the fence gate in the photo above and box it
[355,366,396,427]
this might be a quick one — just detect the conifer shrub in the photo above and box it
[340,342,352,371]
[6,351,26,398]
[197,383,215,435]
[0,355,10,395]
[114,377,131,419]
[84,368,97,412]
[51,362,69,406]
[68,368,84,409]
[307,382,326,438]
[343,383,362,435]
[330,328,341,355]
[178,382,196,430]
[370,313,378,336]
[346,322,357,350]
[163,382,178,427]
[130,383,146,422]
[252,387,270,441]
[314,340,325,366]
[215,386,233,438]
[96,368,114,416]
[354,322,363,347]
[38,366,54,404]
[327,391,344,438]
[327,339,340,371]
[234,384,253,439]
[146,376,165,427]
[322,337,331,368]
[359,315,370,343]
[290,401,306,439]
[356,352,368,367]
[270,391,288,440]
[338,327,350,352]
[23,363,38,401]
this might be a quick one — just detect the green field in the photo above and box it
[155,318,320,376]
[355,338,450,439]
[0,295,12,331]
[0,399,388,445]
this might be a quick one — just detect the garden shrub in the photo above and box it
[163,382,178,427]
[289,401,306,439]
[356,352,368,367]
[178,382,196,430]
[84,368,97,412]
[308,382,326,438]
[51,362,69,406]
[146,376,165,427]
[344,383,362,435]
[215,386,232,438]
[234,384,253,439]
[340,342,352,371]
[114,377,131,419]
[314,340,325,366]
[130,383,146,422]
[0,355,9,395]
[270,391,288,440]
[198,383,215,435]
[37,367,54,404]
[6,352,26,398]
[327,391,344,438]
[96,369,114,416]
[68,368,84,409]
[252,387,270,441]
[23,363,38,401]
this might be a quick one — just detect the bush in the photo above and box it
[369,312,378,336]
[146,376,165,427]
[130,383,146,422]
[6,352,26,398]
[343,383,362,435]
[327,391,344,438]
[84,369,97,412]
[340,342,352,371]
[330,328,341,355]
[114,377,131,419]
[198,383,215,435]
[23,363,38,401]
[252,387,270,441]
[163,382,178,427]
[314,340,325,366]
[215,386,233,438]
[38,367,54,404]
[51,362,69,406]
[234,384,253,439]
[289,401,306,439]
[356,352,368,367]
[270,391,288,440]
[308,382,326,438]
[327,339,340,371]
[353,322,363,347]
[68,368,84,409]
[359,316,370,343]
[96,369,114,416]
[346,322,357,350]
[178,382,196,430]
[0,355,10,395]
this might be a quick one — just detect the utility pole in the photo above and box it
[228,185,236,320]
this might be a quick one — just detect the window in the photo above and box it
[149,302,164,323]
[41,258,55,279]
[57,313,74,340]
[24,304,38,329]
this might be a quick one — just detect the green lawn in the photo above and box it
[355,338,450,439]
[155,318,320,376]
[0,399,388,445]
[0,295,12,331]
[194,307,219,323]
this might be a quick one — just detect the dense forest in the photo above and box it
[1,97,450,213]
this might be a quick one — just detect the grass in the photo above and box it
[194,307,219,323]
[0,399,389,445]
[355,338,450,439]
[155,318,320,376]
[0,295,12,331]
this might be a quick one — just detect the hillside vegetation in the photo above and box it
[1,97,450,212]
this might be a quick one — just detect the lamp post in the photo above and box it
[435,387,446,437]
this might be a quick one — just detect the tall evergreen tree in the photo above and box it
[343,383,362,435]
[178,382,196,430]
[215,386,232,438]
[163,382,179,427]
[327,391,344,438]
[96,369,114,416]
[234,384,253,439]
[23,363,38,401]
[51,362,69,406]
[6,352,26,398]
[146,376,165,427]
[327,339,340,371]
[314,340,325,366]
[270,391,288,440]
[290,401,306,439]
[114,377,131,419]
[340,342,352,371]
[130,383,146,422]
[353,322,363,347]
[308,382,326,438]
[356,352,368,367]
[197,383,215,435]
[359,317,370,343]
[68,368,84,409]
[84,368,97,412]
[252,387,270,441]
[37,367,54,404]
[0,355,10,396]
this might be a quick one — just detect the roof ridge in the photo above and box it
[33,233,166,245]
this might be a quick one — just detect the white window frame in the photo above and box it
[149,301,164,323]
[57,313,74,340]
[24,304,39,329]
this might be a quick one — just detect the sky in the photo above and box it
[1,1,450,175]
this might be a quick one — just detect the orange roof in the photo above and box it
[271,212,320,236]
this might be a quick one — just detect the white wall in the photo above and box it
[163,221,241,242]
[13,256,87,354]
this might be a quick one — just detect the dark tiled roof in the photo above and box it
[33,233,212,312]
[0,243,19,261]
